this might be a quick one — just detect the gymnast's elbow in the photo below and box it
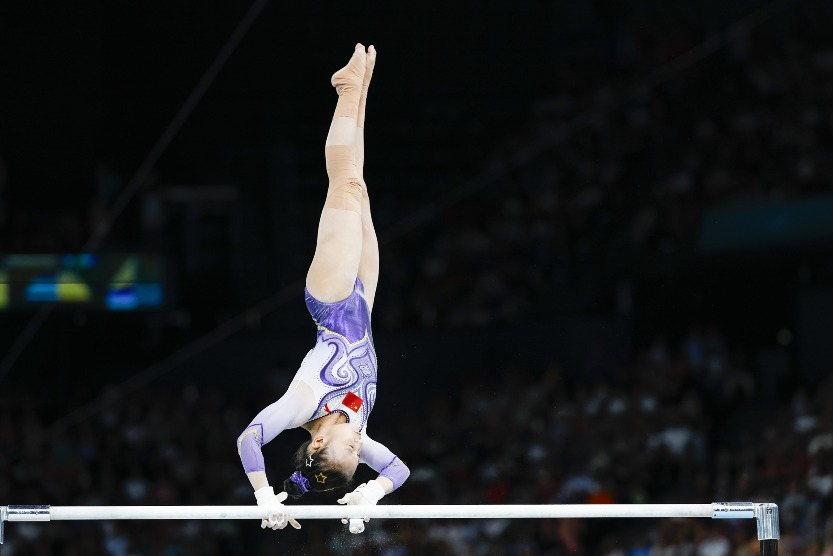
[381,457,411,492]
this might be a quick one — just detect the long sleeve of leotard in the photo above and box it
[360,432,410,491]
[237,380,315,474]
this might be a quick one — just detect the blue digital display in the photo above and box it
[0,253,165,311]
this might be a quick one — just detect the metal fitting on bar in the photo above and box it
[1,505,7,545]
[7,505,50,522]
[712,502,756,519]
[755,503,779,541]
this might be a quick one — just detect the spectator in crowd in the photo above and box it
[2,324,832,554]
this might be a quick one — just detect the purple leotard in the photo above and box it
[302,279,377,430]
[237,279,409,491]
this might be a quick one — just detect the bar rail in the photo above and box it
[0,502,780,553]
[13,503,719,521]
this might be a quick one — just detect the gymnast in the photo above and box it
[236,44,409,534]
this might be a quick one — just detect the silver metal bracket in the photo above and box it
[1,505,52,545]
[712,501,756,519]
[6,506,50,522]
[755,503,780,541]
[712,502,779,541]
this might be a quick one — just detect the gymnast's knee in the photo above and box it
[325,179,363,213]
[324,145,363,213]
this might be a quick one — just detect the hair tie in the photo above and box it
[290,470,310,494]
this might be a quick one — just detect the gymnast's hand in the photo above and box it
[254,486,301,530]
[337,479,386,534]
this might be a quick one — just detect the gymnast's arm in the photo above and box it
[237,380,314,491]
[336,430,409,533]
[359,432,410,494]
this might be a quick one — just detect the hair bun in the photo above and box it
[282,477,306,499]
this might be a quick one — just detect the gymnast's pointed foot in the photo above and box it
[331,43,367,95]
[363,45,376,90]
[357,45,376,128]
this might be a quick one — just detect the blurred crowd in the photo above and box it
[1,324,831,555]
[375,5,833,329]
[1,4,833,332]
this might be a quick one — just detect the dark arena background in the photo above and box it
[2,1,833,554]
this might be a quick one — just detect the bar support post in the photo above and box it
[1,505,7,545]
[756,503,779,556]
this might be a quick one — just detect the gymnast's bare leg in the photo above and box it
[306,44,370,304]
[355,45,379,311]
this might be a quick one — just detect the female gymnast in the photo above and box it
[236,44,409,534]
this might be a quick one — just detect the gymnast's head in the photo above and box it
[283,423,362,498]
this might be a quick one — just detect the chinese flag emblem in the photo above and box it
[343,391,363,412]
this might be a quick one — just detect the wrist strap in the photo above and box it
[362,479,386,503]
[254,486,275,503]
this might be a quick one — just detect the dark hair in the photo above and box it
[282,439,353,499]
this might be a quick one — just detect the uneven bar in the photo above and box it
[0,502,780,555]
[36,504,718,521]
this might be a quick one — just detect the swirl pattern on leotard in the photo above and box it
[311,330,377,431]
[303,278,377,431]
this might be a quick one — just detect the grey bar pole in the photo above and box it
[1,505,6,545]
[759,539,778,556]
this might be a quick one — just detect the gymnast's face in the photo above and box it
[314,422,363,472]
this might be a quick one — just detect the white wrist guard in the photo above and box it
[359,479,386,504]
[254,486,275,504]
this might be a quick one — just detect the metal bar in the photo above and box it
[5,503,727,521]
[0,502,777,547]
